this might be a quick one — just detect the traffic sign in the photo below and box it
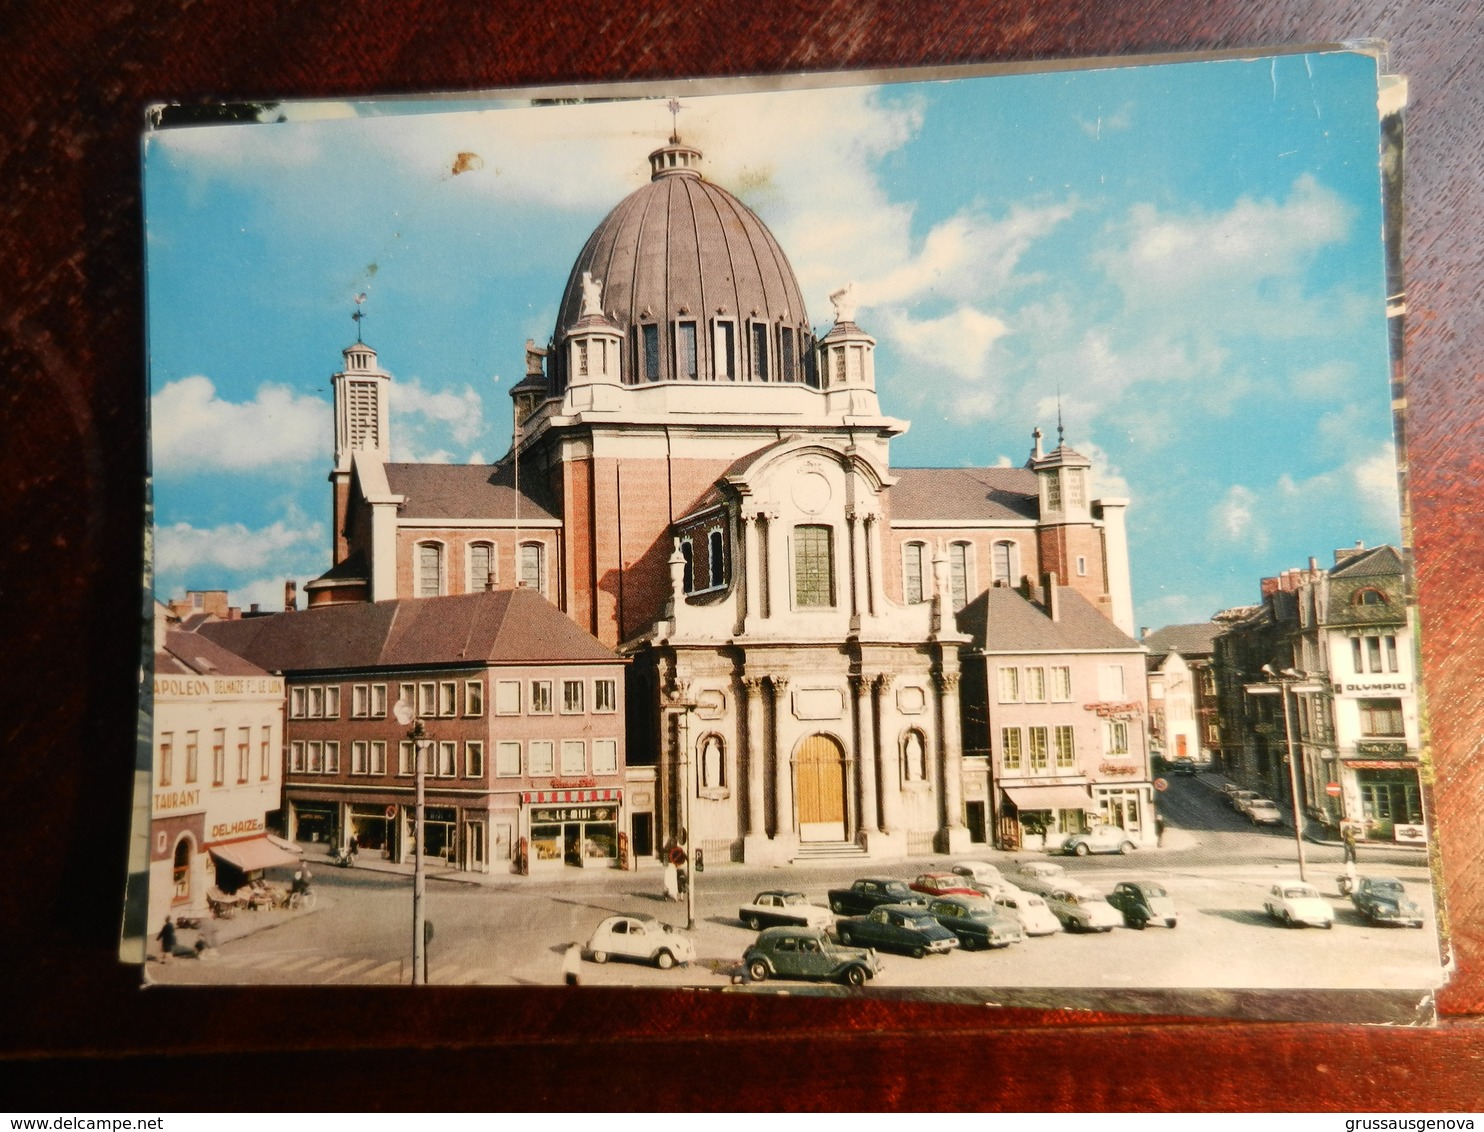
[1325,782,1342,797]
[1154,777,1168,792]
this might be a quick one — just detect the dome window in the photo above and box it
[639,323,661,383]
[779,326,797,383]
[676,320,698,380]
[712,318,735,381]
[749,322,770,381]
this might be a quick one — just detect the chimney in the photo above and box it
[285,580,298,611]
[1043,571,1060,622]
[249,603,260,614]
[1260,576,1279,598]
[1141,626,1150,640]
[1019,575,1034,599]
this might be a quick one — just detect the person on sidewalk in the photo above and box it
[563,943,582,986]
[156,917,176,964]
[1343,827,1359,865]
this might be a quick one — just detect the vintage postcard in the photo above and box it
[129,49,1442,1019]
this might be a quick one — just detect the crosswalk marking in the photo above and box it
[323,958,376,982]
[365,960,404,982]
[275,955,321,973]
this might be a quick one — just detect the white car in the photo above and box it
[1263,882,1335,929]
[949,862,1015,898]
[585,914,697,968]
[1246,799,1282,826]
[992,889,1063,936]
[738,890,833,931]
[1044,886,1124,932]
[1012,860,1071,897]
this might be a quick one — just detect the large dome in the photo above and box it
[551,140,815,390]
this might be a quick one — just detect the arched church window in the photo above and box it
[699,734,725,789]
[903,542,926,605]
[992,541,1016,588]
[708,530,725,590]
[793,525,834,608]
[467,542,494,593]
[903,730,927,782]
[417,542,445,597]
[519,542,545,597]
[949,542,971,611]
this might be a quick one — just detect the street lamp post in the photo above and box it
[393,697,428,985]
[1244,666,1326,882]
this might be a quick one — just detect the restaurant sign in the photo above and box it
[531,806,616,824]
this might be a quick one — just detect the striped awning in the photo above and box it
[1002,784,1096,812]
[522,789,622,804]
[209,836,300,873]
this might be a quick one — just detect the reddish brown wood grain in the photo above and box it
[3,0,1482,1111]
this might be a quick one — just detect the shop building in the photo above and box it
[957,577,1154,851]
[149,602,290,931]
[1141,622,1222,769]
[196,586,628,873]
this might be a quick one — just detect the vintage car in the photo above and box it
[1168,757,1199,776]
[950,861,1014,897]
[836,903,961,957]
[1246,799,1282,826]
[1230,789,1261,814]
[1351,876,1426,928]
[1043,886,1124,932]
[1011,860,1071,897]
[925,895,1025,950]
[991,889,1063,936]
[1263,882,1335,929]
[1060,824,1138,856]
[909,872,984,900]
[827,877,927,916]
[1106,881,1179,929]
[742,926,880,987]
[584,914,696,969]
[738,890,833,931]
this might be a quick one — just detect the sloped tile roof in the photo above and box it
[158,630,269,678]
[889,467,1039,522]
[1141,622,1221,659]
[957,585,1141,653]
[194,588,620,674]
[385,462,558,522]
[1331,544,1406,579]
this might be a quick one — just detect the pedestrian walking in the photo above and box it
[562,943,582,986]
[156,917,177,964]
[1343,826,1358,865]
[1155,816,1166,847]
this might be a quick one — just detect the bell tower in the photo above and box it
[330,337,391,564]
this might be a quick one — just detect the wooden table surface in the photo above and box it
[4,0,1482,1111]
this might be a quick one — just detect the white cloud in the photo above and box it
[154,519,324,576]
[1213,485,1262,545]
[390,377,484,447]
[151,376,328,474]
[880,306,1010,382]
[1354,443,1402,523]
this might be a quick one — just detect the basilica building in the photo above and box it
[306,135,1145,866]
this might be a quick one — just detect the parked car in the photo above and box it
[1263,882,1335,929]
[1219,782,1245,802]
[1351,876,1426,928]
[585,914,696,968]
[992,889,1063,936]
[1231,790,1261,814]
[950,861,1015,897]
[1106,881,1179,929]
[1012,861,1072,897]
[925,895,1025,950]
[1043,886,1124,932]
[828,877,927,916]
[738,891,833,931]
[836,904,961,957]
[1246,799,1282,826]
[1169,758,1198,777]
[909,872,984,900]
[1060,824,1138,856]
[742,926,880,986]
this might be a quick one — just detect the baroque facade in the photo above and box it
[307,135,1142,866]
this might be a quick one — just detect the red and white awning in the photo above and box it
[522,789,622,804]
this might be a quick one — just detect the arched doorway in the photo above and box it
[795,733,847,842]
[172,836,193,905]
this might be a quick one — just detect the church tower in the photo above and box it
[330,339,391,565]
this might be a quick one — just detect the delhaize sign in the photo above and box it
[153,675,283,698]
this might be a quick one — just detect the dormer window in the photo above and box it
[1355,588,1388,606]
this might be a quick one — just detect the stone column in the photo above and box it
[764,510,786,619]
[741,513,761,632]
[770,675,793,841]
[852,673,880,839]
[864,511,882,617]
[936,668,971,854]
[874,673,901,834]
[742,676,767,838]
[846,506,865,621]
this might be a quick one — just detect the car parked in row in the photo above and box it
[1060,824,1138,856]
[828,877,927,916]
[836,904,960,957]
[924,895,1025,950]
[950,861,1015,897]
[992,890,1063,936]
[585,914,696,968]
[738,890,833,931]
[1351,876,1426,928]
[742,926,880,987]
[909,872,984,900]
[1246,799,1282,826]
[1230,790,1261,814]
[1263,882,1335,929]
[1106,881,1178,929]
[1043,886,1124,932]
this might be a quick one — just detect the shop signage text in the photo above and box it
[1356,740,1408,757]
[154,788,201,813]
[549,777,597,789]
[210,817,265,839]
[531,806,615,824]
[1083,701,1144,719]
[153,676,283,697]
[1333,682,1410,694]
[1098,762,1141,777]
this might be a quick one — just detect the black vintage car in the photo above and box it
[1351,876,1425,928]
[827,877,927,916]
[836,904,960,958]
[925,896,1025,950]
[1106,881,1179,929]
[742,926,881,987]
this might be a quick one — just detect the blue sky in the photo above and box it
[144,50,1401,629]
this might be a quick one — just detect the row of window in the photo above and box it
[680,529,727,594]
[1350,634,1400,676]
[293,677,618,721]
[902,540,1088,612]
[998,721,1129,770]
[1043,467,1086,513]
[492,677,617,716]
[416,540,546,599]
[290,737,621,778]
[997,665,1076,704]
[631,319,812,386]
[158,727,273,789]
